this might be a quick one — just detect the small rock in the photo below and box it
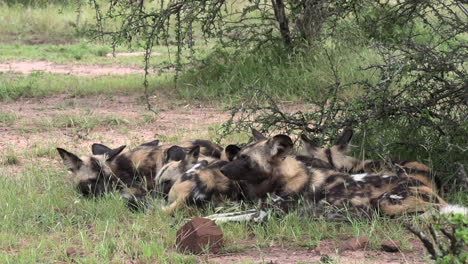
[66,247,77,258]
[338,236,369,252]
[381,240,401,252]
[176,217,224,254]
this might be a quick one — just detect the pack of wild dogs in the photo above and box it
[57,128,465,222]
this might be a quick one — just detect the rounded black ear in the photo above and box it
[184,145,200,165]
[140,140,160,147]
[57,148,83,171]
[224,145,241,161]
[165,145,186,163]
[301,134,320,149]
[335,128,353,147]
[268,135,293,159]
[252,128,267,141]
[92,143,113,155]
[106,145,126,161]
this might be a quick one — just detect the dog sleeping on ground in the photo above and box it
[56,139,223,208]
[154,144,247,213]
[301,128,436,190]
[216,130,464,219]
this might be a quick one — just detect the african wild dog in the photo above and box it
[160,145,247,213]
[57,139,224,203]
[219,130,462,217]
[301,128,436,190]
[154,143,241,198]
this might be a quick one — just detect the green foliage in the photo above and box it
[214,0,467,188]
[409,214,468,264]
[178,41,380,101]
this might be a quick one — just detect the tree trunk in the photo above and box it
[271,0,292,50]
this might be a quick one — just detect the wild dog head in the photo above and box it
[155,144,240,197]
[220,129,294,184]
[154,145,201,196]
[57,146,126,197]
[301,128,360,172]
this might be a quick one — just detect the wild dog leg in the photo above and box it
[162,181,193,214]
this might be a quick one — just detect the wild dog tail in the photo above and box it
[439,204,468,216]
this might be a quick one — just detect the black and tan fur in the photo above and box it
[162,145,245,213]
[154,144,240,198]
[57,139,223,200]
[219,130,448,217]
[301,129,436,190]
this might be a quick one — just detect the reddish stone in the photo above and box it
[66,247,77,258]
[338,236,369,252]
[381,240,401,252]
[176,217,224,254]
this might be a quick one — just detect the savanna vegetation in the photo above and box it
[0,0,466,263]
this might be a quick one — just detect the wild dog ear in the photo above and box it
[91,143,112,155]
[334,128,353,151]
[139,139,160,147]
[57,148,83,172]
[268,135,293,159]
[105,145,126,161]
[165,145,186,163]
[301,134,320,150]
[184,145,200,165]
[224,145,241,161]
[252,128,267,141]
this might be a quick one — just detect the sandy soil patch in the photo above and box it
[207,239,428,264]
[0,61,145,76]
[0,94,229,154]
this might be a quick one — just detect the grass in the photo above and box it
[0,3,87,40]
[0,157,417,262]
[0,127,432,263]
[0,1,466,263]
[0,72,174,101]
[0,41,191,68]
[0,112,18,126]
[0,123,442,263]
[176,40,382,102]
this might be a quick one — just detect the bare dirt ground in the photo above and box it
[0,94,229,154]
[0,61,146,76]
[206,238,429,264]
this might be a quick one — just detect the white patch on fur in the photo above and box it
[186,163,203,174]
[351,173,368,182]
[440,204,468,215]
[382,175,391,178]
[270,194,284,203]
[389,194,403,200]
[192,189,206,200]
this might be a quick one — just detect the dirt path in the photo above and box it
[0,61,146,76]
[0,94,229,154]
[206,239,429,264]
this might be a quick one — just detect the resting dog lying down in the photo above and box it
[56,139,223,209]
[301,128,437,190]
[156,145,249,213]
[212,130,466,221]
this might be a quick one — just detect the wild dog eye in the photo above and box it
[239,155,248,160]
